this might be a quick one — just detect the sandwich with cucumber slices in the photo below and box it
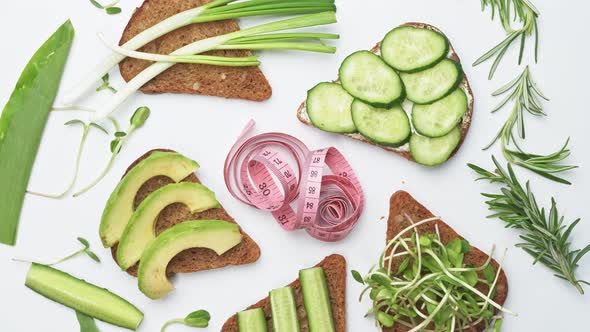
[221,254,347,332]
[297,23,474,166]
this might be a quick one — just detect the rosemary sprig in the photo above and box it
[469,157,590,294]
[485,66,577,184]
[475,0,540,79]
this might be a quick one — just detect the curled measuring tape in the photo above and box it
[224,120,364,242]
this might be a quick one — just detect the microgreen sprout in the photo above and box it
[13,237,100,266]
[485,66,577,184]
[96,73,117,93]
[161,310,211,331]
[73,106,151,197]
[90,0,122,15]
[354,217,514,331]
[27,120,108,199]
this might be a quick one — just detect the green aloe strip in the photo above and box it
[0,20,75,245]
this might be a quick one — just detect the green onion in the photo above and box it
[91,11,337,120]
[61,0,336,105]
[0,20,74,246]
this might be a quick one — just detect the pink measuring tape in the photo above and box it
[224,120,364,242]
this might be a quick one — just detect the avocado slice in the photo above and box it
[26,263,144,330]
[116,182,221,270]
[137,220,242,299]
[99,151,199,248]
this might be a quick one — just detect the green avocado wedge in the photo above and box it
[116,182,221,270]
[99,151,199,248]
[25,263,143,330]
[138,220,242,300]
[0,20,74,246]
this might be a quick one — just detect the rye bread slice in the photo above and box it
[110,149,261,277]
[297,22,474,163]
[220,254,347,332]
[119,0,272,102]
[384,191,509,332]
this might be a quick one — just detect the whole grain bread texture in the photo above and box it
[119,0,272,101]
[111,149,261,277]
[297,22,474,162]
[221,254,347,332]
[384,191,508,332]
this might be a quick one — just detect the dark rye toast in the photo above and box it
[221,254,347,332]
[297,22,474,162]
[111,149,261,277]
[384,191,508,332]
[119,0,272,102]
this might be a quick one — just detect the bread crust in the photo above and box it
[220,254,347,332]
[118,0,272,101]
[297,22,474,163]
[110,149,261,277]
[383,191,509,332]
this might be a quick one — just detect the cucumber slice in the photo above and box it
[381,26,448,72]
[270,287,300,332]
[339,51,403,107]
[401,59,462,104]
[351,100,411,146]
[412,88,468,137]
[299,267,335,332]
[25,263,144,330]
[306,82,356,133]
[410,127,461,166]
[238,308,268,332]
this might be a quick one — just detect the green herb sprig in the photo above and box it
[469,157,590,294]
[485,66,577,184]
[90,0,122,15]
[353,217,513,331]
[475,0,540,79]
[27,120,108,199]
[96,74,117,93]
[73,106,150,197]
[161,310,211,331]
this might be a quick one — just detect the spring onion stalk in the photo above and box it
[91,11,337,120]
[60,0,336,105]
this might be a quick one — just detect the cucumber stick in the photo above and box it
[410,127,461,166]
[381,26,448,72]
[238,308,268,332]
[0,20,74,246]
[401,59,461,104]
[306,82,356,133]
[25,263,143,330]
[300,267,335,332]
[339,51,403,107]
[351,100,411,146]
[412,88,468,137]
[270,287,300,332]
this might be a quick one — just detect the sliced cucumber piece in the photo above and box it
[351,100,411,146]
[25,263,143,330]
[410,127,461,166]
[412,88,468,137]
[339,51,403,107]
[238,308,268,332]
[306,82,356,133]
[381,26,448,72]
[299,267,335,332]
[401,59,462,104]
[270,287,300,332]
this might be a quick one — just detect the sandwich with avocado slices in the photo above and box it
[222,254,347,332]
[100,149,260,299]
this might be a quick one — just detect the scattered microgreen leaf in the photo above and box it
[161,309,211,332]
[76,310,100,332]
[469,156,590,294]
[74,106,151,197]
[351,270,364,284]
[96,74,117,94]
[89,0,121,15]
[48,237,101,265]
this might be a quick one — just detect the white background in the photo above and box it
[1,0,589,331]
